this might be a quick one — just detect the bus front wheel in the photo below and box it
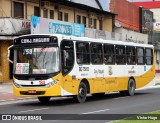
[74,82,87,103]
[38,96,51,103]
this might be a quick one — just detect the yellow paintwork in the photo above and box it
[13,56,155,97]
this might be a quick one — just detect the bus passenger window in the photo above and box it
[103,44,115,64]
[137,47,144,65]
[76,42,90,64]
[61,40,74,76]
[145,48,153,65]
[115,45,126,64]
[91,43,103,64]
[126,46,136,65]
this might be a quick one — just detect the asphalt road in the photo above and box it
[0,87,160,123]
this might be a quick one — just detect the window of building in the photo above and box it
[89,18,93,28]
[34,6,40,17]
[91,43,103,64]
[50,10,54,19]
[126,46,136,65]
[61,40,74,76]
[58,11,63,21]
[76,42,90,64]
[115,45,126,64]
[137,47,144,65]
[94,19,97,29]
[104,44,115,64]
[14,2,24,18]
[82,16,86,27]
[43,9,48,18]
[64,13,68,22]
[77,15,81,24]
[145,48,153,65]
[99,19,103,30]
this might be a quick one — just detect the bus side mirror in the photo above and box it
[8,45,14,64]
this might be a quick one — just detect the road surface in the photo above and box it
[0,87,160,123]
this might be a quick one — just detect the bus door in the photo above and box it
[61,40,74,95]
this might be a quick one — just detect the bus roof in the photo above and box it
[15,34,153,48]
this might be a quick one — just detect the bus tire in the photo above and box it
[126,79,136,96]
[75,82,87,103]
[38,96,51,103]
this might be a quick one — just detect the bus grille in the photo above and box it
[21,85,46,88]
[20,91,45,95]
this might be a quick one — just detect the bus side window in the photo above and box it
[137,47,145,65]
[126,46,136,65]
[103,44,115,64]
[145,48,153,65]
[115,45,126,64]
[61,40,74,76]
[91,43,103,64]
[76,42,90,64]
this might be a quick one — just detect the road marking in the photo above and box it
[18,107,49,113]
[81,109,110,114]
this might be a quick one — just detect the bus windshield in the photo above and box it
[13,46,59,74]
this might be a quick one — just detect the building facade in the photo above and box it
[109,0,150,45]
[132,0,160,73]
[0,0,114,82]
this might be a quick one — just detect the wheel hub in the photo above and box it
[79,87,85,97]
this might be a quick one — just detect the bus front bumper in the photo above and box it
[13,84,62,97]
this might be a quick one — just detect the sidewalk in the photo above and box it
[0,82,19,101]
[0,82,13,94]
[0,82,33,101]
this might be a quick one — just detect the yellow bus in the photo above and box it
[8,34,155,103]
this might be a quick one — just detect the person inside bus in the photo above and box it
[77,54,83,64]
[94,55,102,64]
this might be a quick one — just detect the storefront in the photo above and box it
[0,39,13,82]
[0,18,30,82]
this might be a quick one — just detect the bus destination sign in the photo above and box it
[14,37,55,45]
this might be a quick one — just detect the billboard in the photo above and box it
[140,7,153,32]
[31,16,84,37]
[0,18,30,35]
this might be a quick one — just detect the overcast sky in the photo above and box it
[98,0,111,12]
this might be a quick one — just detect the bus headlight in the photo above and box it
[45,79,59,88]
[13,81,21,88]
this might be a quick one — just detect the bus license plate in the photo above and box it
[28,90,36,94]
